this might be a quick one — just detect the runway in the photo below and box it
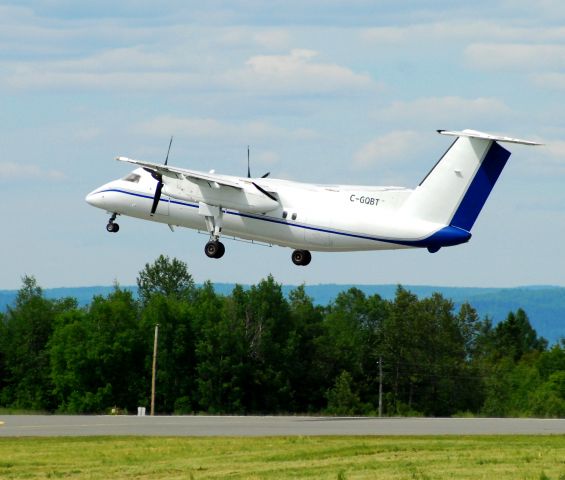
[1,415,564,437]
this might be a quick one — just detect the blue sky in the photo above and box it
[1,1,564,289]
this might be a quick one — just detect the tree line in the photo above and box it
[0,255,563,417]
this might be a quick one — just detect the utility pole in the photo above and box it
[150,323,159,416]
[378,356,383,417]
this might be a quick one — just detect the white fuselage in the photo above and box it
[86,130,541,260]
[86,168,449,252]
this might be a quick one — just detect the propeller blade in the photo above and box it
[150,181,163,216]
[164,136,173,166]
[252,182,278,202]
[261,172,270,178]
[247,145,251,178]
[143,167,162,182]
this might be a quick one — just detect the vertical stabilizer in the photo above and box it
[401,132,511,231]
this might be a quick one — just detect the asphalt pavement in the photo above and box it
[1,415,564,437]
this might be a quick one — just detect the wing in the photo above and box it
[116,156,244,189]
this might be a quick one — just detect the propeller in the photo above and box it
[247,145,251,178]
[150,178,163,215]
[164,136,173,166]
[247,145,270,179]
[145,136,173,216]
[252,182,278,202]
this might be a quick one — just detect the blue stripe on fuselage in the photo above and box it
[93,188,469,249]
[450,141,511,231]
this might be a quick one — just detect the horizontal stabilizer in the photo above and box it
[437,129,542,146]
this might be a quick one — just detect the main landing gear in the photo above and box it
[200,203,226,260]
[292,249,311,266]
[204,240,225,259]
[106,213,119,233]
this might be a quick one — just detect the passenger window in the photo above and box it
[291,213,297,220]
[282,211,288,219]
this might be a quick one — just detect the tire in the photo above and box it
[292,249,312,266]
[205,241,219,258]
[215,242,225,259]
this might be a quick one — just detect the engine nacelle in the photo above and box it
[162,176,279,214]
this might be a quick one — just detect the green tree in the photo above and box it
[137,255,195,304]
[493,308,547,361]
[526,344,565,417]
[529,370,565,417]
[0,311,7,399]
[381,286,419,414]
[141,292,197,413]
[1,276,75,410]
[286,285,325,412]
[242,275,294,412]
[326,371,363,415]
[380,288,483,416]
[315,288,368,388]
[195,283,248,413]
[50,286,145,413]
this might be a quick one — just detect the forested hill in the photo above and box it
[1,284,563,343]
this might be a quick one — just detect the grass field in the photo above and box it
[0,435,564,479]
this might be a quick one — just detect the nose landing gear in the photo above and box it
[292,249,311,266]
[106,213,120,233]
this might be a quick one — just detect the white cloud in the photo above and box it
[532,73,565,90]
[0,162,65,181]
[375,96,511,125]
[353,130,422,169]
[1,43,204,90]
[1,44,378,96]
[253,30,291,49]
[499,0,565,21]
[465,43,565,71]
[0,6,374,96]
[544,140,565,158]
[3,70,206,91]
[255,150,280,166]
[362,22,565,44]
[519,140,565,176]
[75,127,102,142]
[224,49,378,94]
[133,115,319,141]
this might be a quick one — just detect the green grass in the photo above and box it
[0,408,47,415]
[0,436,564,479]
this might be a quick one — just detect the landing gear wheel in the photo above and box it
[205,240,225,259]
[216,241,225,258]
[106,213,119,233]
[292,249,311,266]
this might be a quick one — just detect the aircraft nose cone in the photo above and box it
[85,190,106,209]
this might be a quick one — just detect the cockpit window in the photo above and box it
[123,173,141,183]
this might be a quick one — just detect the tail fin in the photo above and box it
[401,129,540,231]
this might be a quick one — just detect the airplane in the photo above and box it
[85,129,541,266]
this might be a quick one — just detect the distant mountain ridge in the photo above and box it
[1,284,563,344]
